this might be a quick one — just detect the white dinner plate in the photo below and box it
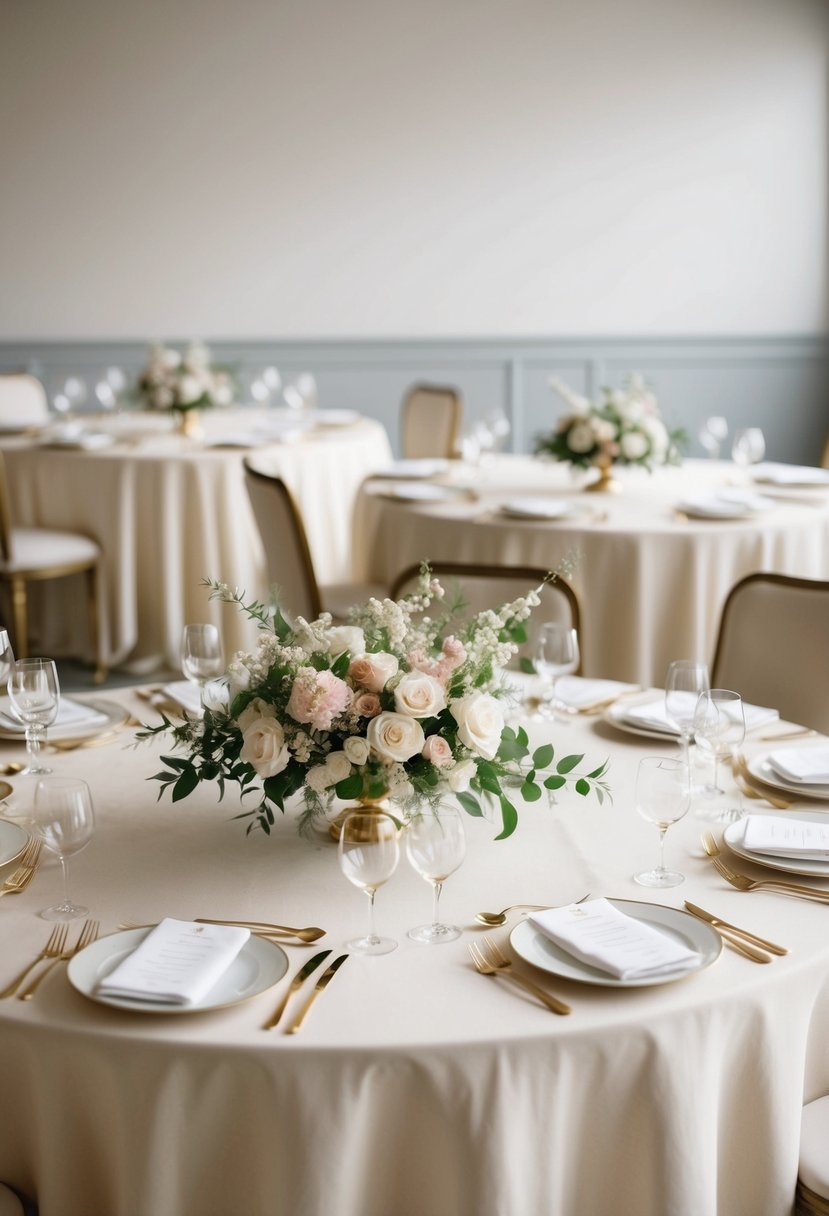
[0,819,29,869]
[68,927,289,1014]
[746,751,829,802]
[510,899,721,988]
[0,697,128,744]
[39,432,116,451]
[723,812,829,878]
[753,464,829,489]
[675,494,775,520]
[498,498,575,521]
[377,482,468,504]
[373,459,450,480]
[311,409,360,427]
[602,700,678,742]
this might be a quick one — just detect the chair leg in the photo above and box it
[10,577,28,659]
[85,565,107,685]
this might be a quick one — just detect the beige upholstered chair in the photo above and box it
[0,451,106,682]
[821,434,829,469]
[711,572,829,733]
[0,374,50,427]
[244,461,384,622]
[400,383,463,459]
[389,561,582,671]
[796,1097,829,1215]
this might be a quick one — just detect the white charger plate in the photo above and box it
[602,699,679,742]
[68,927,289,1014]
[0,697,128,744]
[675,496,774,521]
[373,459,450,480]
[0,819,29,869]
[498,498,575,521]
[746,751,829,802]
[510,899,721,988]
[724,811,829,878]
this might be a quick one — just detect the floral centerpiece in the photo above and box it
[534,374,685,491]
[142,570,610,840]
[136,341,235,416]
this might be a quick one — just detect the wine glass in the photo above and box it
[731,428,765,473]
[8,658,60,776]
[698,416,728,459]
[181,624,224,697]
[486,408,511,454]
[633,756,690,888]
[693,689,746,819]
[0,629,15,686]
[664,660,710,769]
[405,805,466,943]
[33,776,95,920]
[339,810,400,954]
[535,623,580,720]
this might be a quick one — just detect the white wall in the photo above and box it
[1,0,827,339]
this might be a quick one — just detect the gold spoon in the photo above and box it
[475,893,591,927]
[0,763,23,776]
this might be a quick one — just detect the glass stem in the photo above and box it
[59,855,70,910]
[431,880,443,927]
[657,827,668,875]
[365,887,378,943]
[26,724,44,771]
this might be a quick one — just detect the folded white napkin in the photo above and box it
[375,459,449,479]
[0,695,108,732]
[767,746,829,785]
[529,899,701,981]
[623,695,778,735]
[499,497,572,519]
[163,681,205,716]
[96,918,249,1006]
[754,463,829,487]
[554,676,639,710]
[676,490,774,517]
[742,814,829,859]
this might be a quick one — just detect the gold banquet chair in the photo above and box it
[0,451,106,682]
[400,383,463,459]
[710,572,829,734]
[796,1097,829,1215]
[389,561,582,671]
[0,373,50,428]
[243,461,385,622]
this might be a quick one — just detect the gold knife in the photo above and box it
[684,902,788,956]
[262,949,331,1030]
[285,953,349,1035]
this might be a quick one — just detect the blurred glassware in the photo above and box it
[731,428,766,471]
[486,408,512,454]
[94,380,116,411]
[94,366,128,412]
[698,416,728,459]
[283,373,318,412]
[250,366,282,406]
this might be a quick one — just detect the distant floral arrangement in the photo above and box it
[140,569,610,840]
[535,374,685,472]
[136,341,235,412]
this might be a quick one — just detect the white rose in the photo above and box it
[237,696,277,733]
[305,764,330,793]
[201,678,230,713]
[450,692,505,760]
[226,660,251,701]
[344,736,370,766]
[567,422,596,454]
[178,373,204,405]
[240,718,290,778]
[326,626,366,658]
[448,758,477,792]
[367,711,425,763]
[324,751,351,784]
[394,672,447,719]
[620,431,649,461]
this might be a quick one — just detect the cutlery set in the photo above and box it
[0,919,99,999]
[701,831,829,904]
[0,837,41,898]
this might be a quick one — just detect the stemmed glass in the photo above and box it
[0,629,15,686]
[33,776,95,920]
[633,756,690,888]
[664,660,709,770]
[181,624,224,701]
[535,623,580,720]
[693,689,746,819]
[731,428,765,473]
[698,416,728,459]
[339,810,400,955]
[8,658,60,775]
[405,805,466,943]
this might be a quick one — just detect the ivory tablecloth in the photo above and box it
[1,410,392,670]
[0,685,827,1215]
[352,457,829,685]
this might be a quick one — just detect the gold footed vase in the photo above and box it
[328,792,393,842]
[585,454,622,493]
[174,407,203,439]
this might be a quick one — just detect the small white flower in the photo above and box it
[326,625,366,658]
[448,758,477,792]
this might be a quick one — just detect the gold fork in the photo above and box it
[0,838,42,898]
[701,832,829,903]
[468,938,571,1015]
[0,922,70,999]
[18,919,100,1000]
[731,754,791,810]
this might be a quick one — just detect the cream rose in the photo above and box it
[449,692,504,760]
[394,672,447,719]
[448,758,477,792]
[237,696,277,733]
[367,712,425,763]
[344,736,370,766]
[324,751,351,784]
[422,735,454,768]
[326,626,365,658]
[349,651,399,693]
[620,430,649,460]
[240,718,290,778]
[305,764,330,793]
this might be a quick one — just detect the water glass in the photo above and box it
[535,623,580,720]
[8,658,60,775]
[339,810,400,955]
[406,805,466,944]
[633,757,690,888]
[181,624,224,692]
[34,776,95,920]
[664,660,709,769]
[731,428,765,471]
[693,689,746,821]
[698,416,728,459]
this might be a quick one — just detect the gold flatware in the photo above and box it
[49,730,122,752]
[475,892,591,927]
[18,919,100,1000]
[468,938,571,1015]
[0,763,24,775]
[701,832,829,903]
[734,772,792,811]
[731,755,791,809]
[285,953,349,1034]
[683,901,788,956]
[118,918,325,942]
[682,903,773,962]
[262,949,332,1030]
[758,727,818,743]
[0,922,69,999]
[0,837,42,899]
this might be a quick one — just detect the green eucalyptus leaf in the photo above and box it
[521,779,542,802]
[495,795,518,840]
[455,791,484,818]
[335,774,363,800]
[172,767,199,801]
[575,778,590,796]
[532,743,554,770]
[556,753,584,774]
[544,774,566,790]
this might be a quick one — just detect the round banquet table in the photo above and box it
[352,456,829,685]
[0,409,392,671]
[0,685,828,1215]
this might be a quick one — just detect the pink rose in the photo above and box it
[353,691,381,718]
[421,735,454,768]
[286,667,353,732]
[348,652,399,693]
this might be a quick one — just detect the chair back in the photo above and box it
[389,562,582,671]
[0,450,13,564]
[400,384,462,459]
[822,433,829,469]
[711,572,829,733]
[244,461,322,621]
[0,374,50,426]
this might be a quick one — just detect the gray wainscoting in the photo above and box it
[1,336,827,463]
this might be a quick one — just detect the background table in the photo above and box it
[0,685,827,1216]
[1,410,392,671]
[352,457,829,685]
